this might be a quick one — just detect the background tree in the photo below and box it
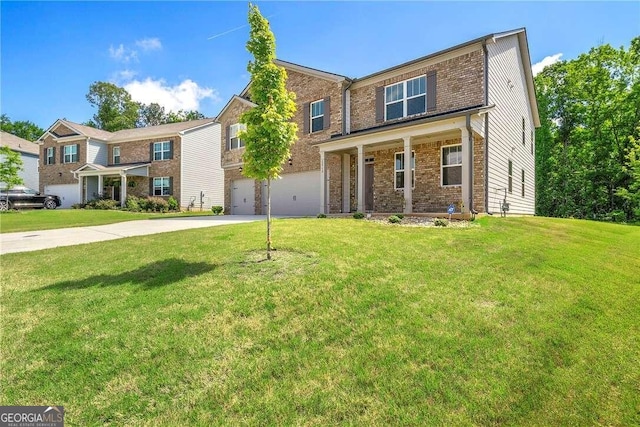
[138,103,167,127]
[239,3,298,259]
[85,82,140,131]
[0,114,45,142]
[0,145,24,209]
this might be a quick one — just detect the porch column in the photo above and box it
[98,175,104,198]
[403,136,412,214]
[460,127,471,213]
[120,174,127,208]
[357,144,365,212]
[342,153,350,213]
[319,150,326,214]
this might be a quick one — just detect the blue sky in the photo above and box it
[1,1,638,130]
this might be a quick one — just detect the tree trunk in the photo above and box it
[266,178,272,260]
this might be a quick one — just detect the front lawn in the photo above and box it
[0,209,214,233]
[1,217,638,425]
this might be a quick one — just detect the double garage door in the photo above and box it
[44,184,79,209]
[232,171,321,216]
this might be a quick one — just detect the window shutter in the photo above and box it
[76,144,80,162]
[303,103,310,134]
[323,97,331,130]
[169,140,174,159]
[427,71,437,112]
[150,143,154,162]
[60,146,64,164]
[375,86,384,123]
[149,178,154,196]
[226,125,231,150]
[169,177,173,195]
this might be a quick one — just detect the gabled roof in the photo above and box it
[274,59,351,83]
[215,95,257,121]
[0,131,39,155]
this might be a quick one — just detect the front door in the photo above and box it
[365,163,374,211]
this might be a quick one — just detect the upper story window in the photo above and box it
[113,147,121,165]
[395,151,415,190]
[310,100,324,133]
[386,76,426,121]
[63,144,78,163]
[229,123,246,150]
[45,147,55,165]
[153,141,171,161]
[442,145,462,186]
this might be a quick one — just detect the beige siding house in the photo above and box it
[37,119,223,209]
[220,28,539,217]
[1,131,40,190]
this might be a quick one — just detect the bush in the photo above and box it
[125,195,141,212]
[388,215,402,224]
[85,198,119,210]
[167,196,179,211]
[148,197,169,212]
[396,213,404,219]
[317,213,327,218]
[212,205,224,215]
[71,203,86,209]
[434,218,448,227]
[353,212,365,219]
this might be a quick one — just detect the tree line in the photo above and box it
[535,37,640,222]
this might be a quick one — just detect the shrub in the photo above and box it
[434,218,448,227]
[353,212,365,219]
[167,196,179,211]
[85,198,119,210]
[71,203,86,209]
[125,195,141,212]
[212,205,224,215]
[147,197,169,213]
[388,215,402,224]
[396,213,404,219]
[317,213,327,218]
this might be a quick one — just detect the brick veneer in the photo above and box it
[39,135,87,193]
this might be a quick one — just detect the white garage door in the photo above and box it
[265,171,321,216]
[44,184,79,208]
[232,179,255,215]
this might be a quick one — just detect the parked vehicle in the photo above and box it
[0,186,61,210]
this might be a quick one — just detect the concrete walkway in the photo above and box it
[0,215,265,255]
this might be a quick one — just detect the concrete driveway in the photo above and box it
[0,215,265,255]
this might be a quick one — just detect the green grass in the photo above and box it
[0,209,214,233]
[1,217,639,425]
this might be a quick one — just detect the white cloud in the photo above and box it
[124,78,220,111]
[109,44,138,63]
[136,37,162,52]
[532,53,563,76]
[113,69,138,82]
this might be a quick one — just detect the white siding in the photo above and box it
[87,139,107,165]
[180,123,223,210]
[0,152,38,190]
[487,35,536,215]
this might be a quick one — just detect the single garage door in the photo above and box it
[44,184,79,208]
[232,179,255,215]
[264,171,321,216]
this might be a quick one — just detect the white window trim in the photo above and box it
[153,141,171,161]
[310,99,324,133]
[441,144,462,187]
[229,123,246,150]
[394,151,415,190]
[63,144,78,164]
[385,75,426,121]
[113,146,121,164]
[153,176,170,196]
[46,147,54,165]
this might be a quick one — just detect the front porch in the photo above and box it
[73,163,151,207]
[318,109,487,215]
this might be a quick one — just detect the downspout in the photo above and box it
[342,79,353,136]
[466,114,474,213]
[483,40,491,214]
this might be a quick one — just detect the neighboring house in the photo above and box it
[220,28,539,216]
[37,119,223,209]
[0,131,40,190]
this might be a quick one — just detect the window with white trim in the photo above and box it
[441,145,462,186]
[45,147,54,165]
[508,160,513,193]
[385,76,426,121]
[63,144,78,163]
[394,151,415,190]
[153,177,171,196]
[229,123,246,149]
[310,100,324,133]
[113,147,121,165]
[153,141,171,161]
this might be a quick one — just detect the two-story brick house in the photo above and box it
[221,28,539,216]
[37,119,223,209]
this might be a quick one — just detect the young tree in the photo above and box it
[240,3,297,260]
[0,146,24,210]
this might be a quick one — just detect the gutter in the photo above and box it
[342,79,353,135]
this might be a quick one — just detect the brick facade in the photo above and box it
[39,135,87,193]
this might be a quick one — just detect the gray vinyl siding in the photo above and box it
[486,35,536,215]
[180,123,223,210]
[87,139,107,165]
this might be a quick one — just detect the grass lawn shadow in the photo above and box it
[37,258,216,291]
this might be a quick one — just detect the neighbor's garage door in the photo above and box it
[44,184,79,208]
[232,179,255,215]
[265,171,321,216]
